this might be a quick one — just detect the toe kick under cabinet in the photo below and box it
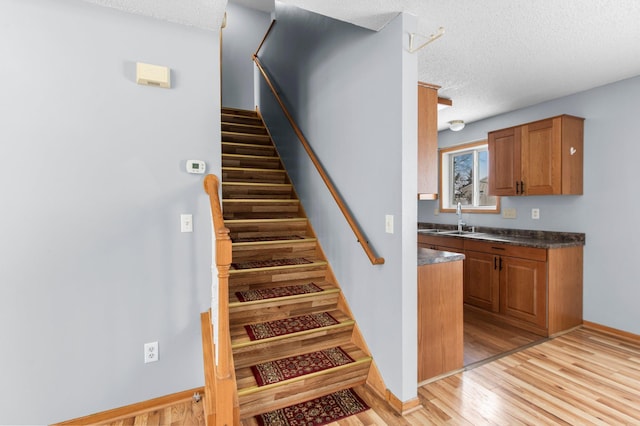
[463,240,583,337]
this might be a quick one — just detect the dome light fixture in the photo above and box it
[448,120,465,131]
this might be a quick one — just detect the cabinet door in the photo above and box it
[488,127,521,196]
[521,117,562,195]
[417,84,438,198]
[500,256,547,327]
[464,250,499,312]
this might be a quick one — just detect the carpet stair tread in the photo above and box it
[229,281,337,305]
[244,388,370,425]
[229,259,327,274]
[230,309,353,348]
[235,343,370,395]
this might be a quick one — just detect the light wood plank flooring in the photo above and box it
[99,327,640,425]
[463,306,545,366]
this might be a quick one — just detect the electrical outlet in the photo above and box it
[385,215,394,234]
[144,341,159,363]
[502,208,517,219]
[531,208,540,219]
[433,207,439,216]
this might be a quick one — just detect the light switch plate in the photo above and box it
[385,215,394,234]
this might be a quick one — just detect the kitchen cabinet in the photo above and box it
[465,246,546,328]
[417,82,439,200]
[488,115,584,196]
[418,256,463,381]
[464,239,581,337]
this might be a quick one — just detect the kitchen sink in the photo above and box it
[438,230,482,235]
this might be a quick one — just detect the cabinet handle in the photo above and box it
[516,181,520,194]
[494,257,497,270]
[521,181,525,194]
[499,257,503,271]
[491,247,505,250]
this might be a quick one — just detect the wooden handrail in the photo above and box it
[203,174,239,425]
[253,54,384,265]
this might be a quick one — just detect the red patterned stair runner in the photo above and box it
[235,282,323,302]
[251,347,354,386]
[255,388,369,426]
[231,258,312,270]
[233,235,304,242]
[245,312,339,341]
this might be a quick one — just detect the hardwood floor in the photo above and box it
[463,306,545,366]
[97,399,205,426]
[96,327,640,425]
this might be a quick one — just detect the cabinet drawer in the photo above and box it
[464,240,546,261]
[418,234,464,251]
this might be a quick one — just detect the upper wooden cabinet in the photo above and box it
[417,82,439,199]
[488,115,584,196]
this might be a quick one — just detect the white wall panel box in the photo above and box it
[136,62,171,88]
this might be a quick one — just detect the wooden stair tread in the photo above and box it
[224,199,299,204]
[232,237,315,247]
[225,218,306,224]
[230,309,353,348]
[222,131,271,139]
[223,182,292,188]
[235,343,371,395]
[223,167,286,174]
[222,153,281,161]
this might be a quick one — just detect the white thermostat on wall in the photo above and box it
[186,160,206,174]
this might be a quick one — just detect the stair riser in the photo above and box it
[222,132,271,145]
[222,144,276,157]
[221,108,259,117]
[223,187,293,200]
[224,209,300,220]
[222,155,282,170]
[221,114,263,126]
[231,242,318,262]
[232,327,354,369]
[222,170,287,184]
[238,362,371,419]
[229,292,339,325]
[222,123,268,135]
[225,221,308,240]
[229,266,327,288]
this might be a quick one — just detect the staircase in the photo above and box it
[220,107,373,420]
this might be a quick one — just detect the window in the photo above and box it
[439,140,500,213]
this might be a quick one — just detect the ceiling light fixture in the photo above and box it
[448,120,465,131]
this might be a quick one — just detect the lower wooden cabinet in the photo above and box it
[464,250,499,313]
[417,259,464,382]
[419,233,583,337]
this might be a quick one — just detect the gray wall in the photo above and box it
[257,4,419,401]
[222,2,271,110]
[0,0,220,423]
[419,75,640,335]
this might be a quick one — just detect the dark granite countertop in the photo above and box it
[418,247,465,266]
[418,222,585,249]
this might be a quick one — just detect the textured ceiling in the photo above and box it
[81,0,640,130]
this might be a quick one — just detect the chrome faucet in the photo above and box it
[456,202,466,232]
